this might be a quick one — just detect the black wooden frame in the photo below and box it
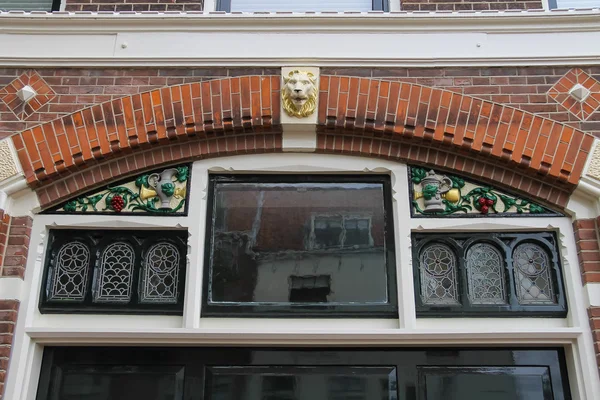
[412,232,568,317]
[202,174,398,318]
[36,347,571,400]
[39,229,188,315]
[216,0,389,12]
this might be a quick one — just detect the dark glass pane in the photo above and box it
[420,367,552,400]
[208,179,389,305]
[206,366,397,400]
[51,365,184,400]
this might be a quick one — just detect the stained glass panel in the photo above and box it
[420,243,459,305]
[141,242,181,303]
[94,242,135,303]
[466,243,506,305]
[513,243,555,305]
[48,241,91,301]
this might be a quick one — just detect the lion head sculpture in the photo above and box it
[282,70,318,118]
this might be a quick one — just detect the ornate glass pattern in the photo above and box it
[94,242,135,303]
[49,242,91,301]
[420,243,459,305]
[513,243,555,304]
[141,242,181,303]
[466,243,507,304]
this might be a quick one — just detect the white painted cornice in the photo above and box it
[0,10,599,66]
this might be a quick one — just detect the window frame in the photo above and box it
[0,0,61,11]
[215,0,389,12]
[412,231,568,318]
[201,173,399,318]
[38,229,188,315]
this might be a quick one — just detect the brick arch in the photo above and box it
[317,76,595,206]
[10,74,595,209]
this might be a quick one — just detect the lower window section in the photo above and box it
[37,347,570,400]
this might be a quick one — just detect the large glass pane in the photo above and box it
[419,366,553,400]
[207,177,390,306]
[51,365,184,400]
[206,366,397,400]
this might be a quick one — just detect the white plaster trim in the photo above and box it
[4,153,600,400]
[0,277,23,301]
[1,12,600,66]
[282,125,317,152]
[584,283,600,308]
[24,327,583,345]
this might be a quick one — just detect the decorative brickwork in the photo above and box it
[10,73,595,209]
[12,75,282,189]
[2,67,600,140]
[399,0,543,11]
[65,0,204,12]
[318,75,595,203]
[0,300,18,400]
[0,71,56,121]
[0,68,279,140]
[548,68,600,121]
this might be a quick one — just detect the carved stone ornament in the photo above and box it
[49,165,189,215]
[410,167,560,217]
[282,70,318,118]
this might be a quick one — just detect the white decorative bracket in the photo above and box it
[16,85,37,103]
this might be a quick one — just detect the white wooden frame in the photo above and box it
[3,153,600,400]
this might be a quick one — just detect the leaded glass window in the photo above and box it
[94,242,135,303]
[419,243,459,305]
[48,241,91,301]
[466,243,506,305]
[41,230,186,314]
[140,242,181,304]
[412,232,566,317]
[513,243,555,305]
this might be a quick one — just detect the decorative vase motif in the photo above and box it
[148,169,179,209]
[419,170,453,213]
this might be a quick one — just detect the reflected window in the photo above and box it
[203,175,397,317]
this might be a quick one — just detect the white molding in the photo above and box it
[584,282,600,308]
[24,327,583,345]
[1,11,600,66]
[0,277,23,301]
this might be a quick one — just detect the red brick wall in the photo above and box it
[573,218,600,373]
[2,67,599,142]
[0,217,33,279]
[0,300,19,400]
[0,212,31,398]
[65,0,204,12]
[573,219,600,284]
[400,0,543,11]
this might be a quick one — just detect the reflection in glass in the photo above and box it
[208,181,389,305]
[420,367,552,400]
[52,365,184,400]
[207,366,397,400]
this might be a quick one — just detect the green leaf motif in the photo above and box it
[176,166,189,183]
[529,203,546,214]
[161,182,175,197]
[411,168,427,184]
[63,201,77,212]
[135,175,150,188]
[422,184,438,200]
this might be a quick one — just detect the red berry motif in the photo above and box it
[110,195,125,212]
[477,197,487,206]
[480,205,489,214]
[486,198,494,206]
